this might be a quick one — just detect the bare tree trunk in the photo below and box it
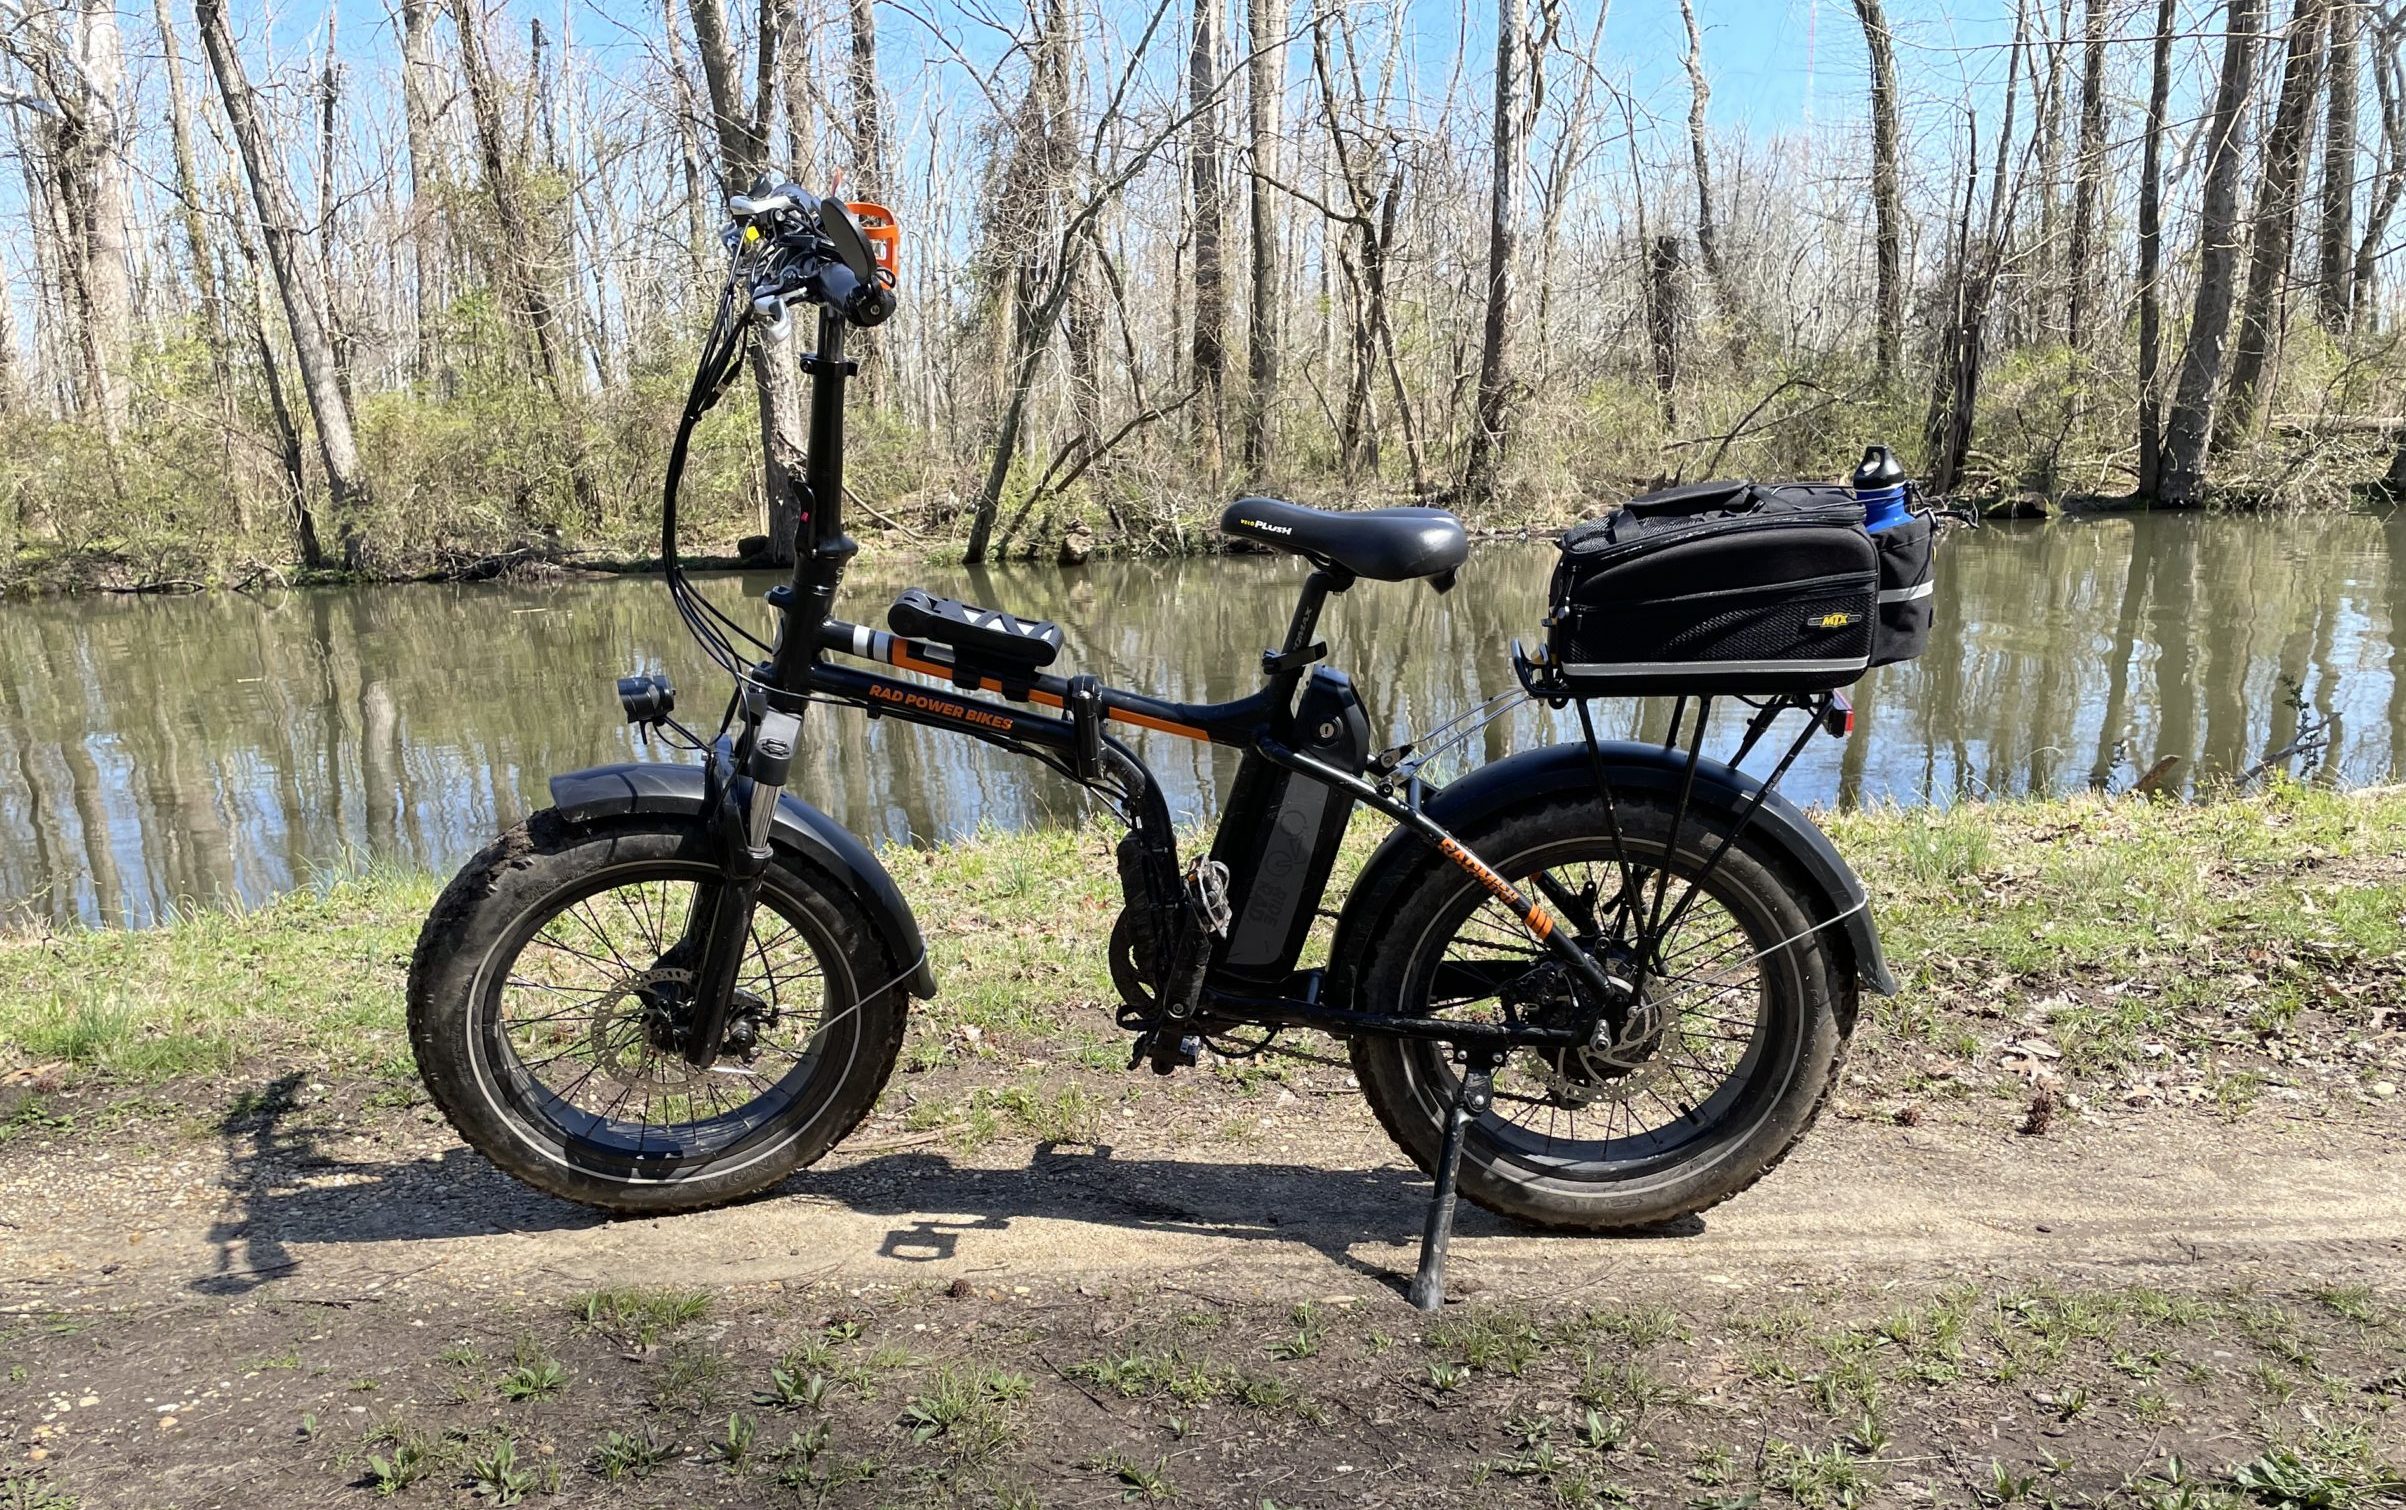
[450,0,606,528]
[1463,0,1524,504]
[2216,0,2327,452]
[195,0,365,564]
[2135,0,2175,497]
[1852,0,1905,382]
[73,0,132,432]
[155,0,229,369]
[1676,0,1740,331]
[316,11,353,400]
[9,0,137,449]
[2064,0,2107,352]
[688,0,811,562]
[2161,0,2266,505]
[2359,48,2406,323]
[397,0,445,377]
[1306,5,1425,492]
[777,0,820,187]
[0,265,20,415]
[663,0,717,287]
[1647,235,1683,429]
[1187,0,1227,481]
[1925,6,2023,496]
[846,0,888,195]
[2317,1,2361,329]
[7,103,63,415]
[961,0,1078,563]
[1239,0,1282,480]
[230,206,325,568]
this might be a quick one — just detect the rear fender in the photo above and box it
[547,761,938,998]
[1328,740,1894,1007]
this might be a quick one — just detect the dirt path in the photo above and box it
[8,1101,2401,1313]
[8,1100,2406,1509]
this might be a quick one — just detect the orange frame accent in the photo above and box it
[882,642,1211,743]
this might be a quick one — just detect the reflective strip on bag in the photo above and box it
[1561,656,1871,678]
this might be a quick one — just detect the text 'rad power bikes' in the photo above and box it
[409,189,1947,1309]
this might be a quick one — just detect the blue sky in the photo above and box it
[231,0,2032,150]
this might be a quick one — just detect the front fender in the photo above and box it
[547,761,938,998]
[1330,740,1894,1003]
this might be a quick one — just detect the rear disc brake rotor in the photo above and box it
[1507,954,1671,1109]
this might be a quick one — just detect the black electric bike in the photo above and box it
[409,189,1900,1308]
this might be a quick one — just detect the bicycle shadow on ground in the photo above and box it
[807,1142,1702,1298]
[192,1077,1703,1304]
[192,1071,605,1297]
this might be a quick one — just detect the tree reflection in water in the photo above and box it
[0,511,2395,928]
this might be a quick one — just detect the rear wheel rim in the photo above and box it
[472,861,858,1180]
[1398,835,1797,1183]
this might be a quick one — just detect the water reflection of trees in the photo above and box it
[2,515,2399,928]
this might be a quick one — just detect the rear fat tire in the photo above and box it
[407,810,909,1215]
[1342,793,1854,1232]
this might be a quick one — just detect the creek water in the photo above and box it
[4,510,2401,928]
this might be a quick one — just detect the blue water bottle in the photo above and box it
[1851,444,1911,532]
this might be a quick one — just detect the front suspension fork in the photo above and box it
[679,709,802,1067]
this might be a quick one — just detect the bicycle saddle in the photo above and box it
[1219,497,1469,583]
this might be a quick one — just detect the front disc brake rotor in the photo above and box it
[590,967,709,1093]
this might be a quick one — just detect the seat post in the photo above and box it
[1281,568,1343,654]
[1263,565,1352,705]
[1283,567,1351,655]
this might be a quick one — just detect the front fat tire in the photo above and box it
[406,810,908,1215]
[1344,794,1855,1233]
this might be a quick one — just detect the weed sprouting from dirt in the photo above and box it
[570,1286,712,1346]
[464,1439,540,1504]
[706,1411,757,1468]
[0,1474,81,1510]
[1089,1450,1175,1500]
[1428,1304,1544,1376]
[1762,1438,1879,1508]
[496,1336,568,1401]
[590,1427,674,1483]
[360,1427,432,1495]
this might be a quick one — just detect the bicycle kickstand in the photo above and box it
[1408,1048,1503,1312]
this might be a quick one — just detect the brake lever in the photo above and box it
[727,190,799,220]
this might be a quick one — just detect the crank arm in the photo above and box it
[681,711,801,1067]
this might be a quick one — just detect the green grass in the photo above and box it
[3,787,2403,1126]
[570,1287,712,1347]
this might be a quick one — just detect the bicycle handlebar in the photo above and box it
[726,181,895,336]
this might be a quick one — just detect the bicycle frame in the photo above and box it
[414,198,1906,1315]
[699,306,1623,1059]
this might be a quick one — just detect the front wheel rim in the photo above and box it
[469,860,861,1182]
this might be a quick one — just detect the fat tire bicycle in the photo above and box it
[408,187,1899,1308]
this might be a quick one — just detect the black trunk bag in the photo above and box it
[1543,479,1932,696]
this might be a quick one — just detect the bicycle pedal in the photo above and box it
[1149,1033,1203,1076]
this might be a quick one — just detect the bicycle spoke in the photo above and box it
[492,867,845,1155]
